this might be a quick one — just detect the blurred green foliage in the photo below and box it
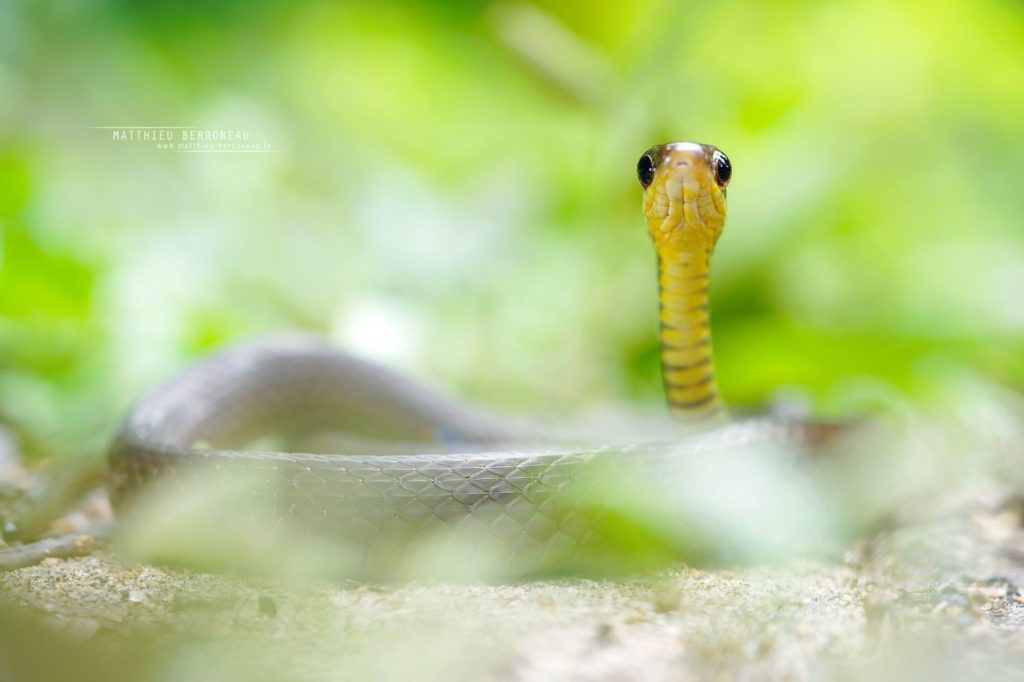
[1,0,1023,458]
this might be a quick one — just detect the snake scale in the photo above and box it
[107,142,833,559]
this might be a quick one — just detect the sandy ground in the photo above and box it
[2,484,1024,681]
[4,407,1024,681]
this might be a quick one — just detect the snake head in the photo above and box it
[638,142,730,254]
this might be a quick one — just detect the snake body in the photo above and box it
[108,142,824,556]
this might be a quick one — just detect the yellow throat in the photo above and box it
[638,141,732,426]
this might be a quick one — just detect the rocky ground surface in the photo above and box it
[2,483,1024,682]
[4,408,1024,681]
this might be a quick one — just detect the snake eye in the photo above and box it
[637,154,655,189]
[712,151,731,187]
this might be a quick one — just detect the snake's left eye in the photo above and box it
[712,151,731,187]
[637,154,655,188]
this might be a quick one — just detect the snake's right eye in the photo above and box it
[712,150,731,187]
[637,154,656,188]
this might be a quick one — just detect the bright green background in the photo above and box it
[2,0,1023,458]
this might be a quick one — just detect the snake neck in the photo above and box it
[657,250,726,427]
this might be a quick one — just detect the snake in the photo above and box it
[107,142,836,563]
